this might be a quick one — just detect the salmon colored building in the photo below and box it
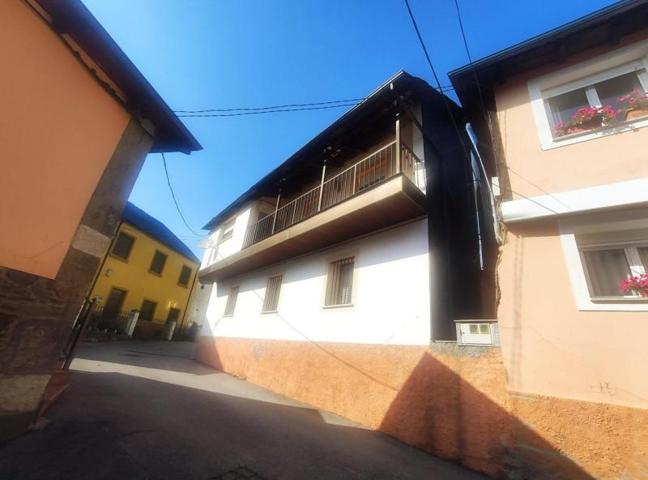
[0,0,200,440]
[451,2,648,478]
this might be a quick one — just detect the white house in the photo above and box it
[195,70,494,432]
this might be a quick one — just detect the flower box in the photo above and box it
[625,107,648,121]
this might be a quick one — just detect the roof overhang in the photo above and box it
[34,0,201,154]
[449,1,648,111]
[202,71,456,231]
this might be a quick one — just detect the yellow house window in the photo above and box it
[139,299,157,321]
[149,250,167,276]
[178,265,192,287]
[111,232,135,261]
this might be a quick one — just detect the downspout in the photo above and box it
[179,269,198,332]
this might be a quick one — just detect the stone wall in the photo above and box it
[197,336,648,479]
[0,120,152,441]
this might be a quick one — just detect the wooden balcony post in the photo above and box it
[317,162,327,212]
[271,192,281,234]
[395,117,401,174]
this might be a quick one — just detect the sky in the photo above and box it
[82,0,617,257]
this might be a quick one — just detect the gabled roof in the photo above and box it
[34,0,201,154]
[122,202,200,264]
[203,71,459,231]
[449,0,648,109]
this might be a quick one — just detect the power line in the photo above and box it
[174,98,366,114]
[174,86,456,118]
[176,102,361,118]
[161,152,204,237]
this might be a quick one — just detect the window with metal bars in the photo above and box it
[324,257,354,306]
[262,275,283,313]
[223,286,239,317]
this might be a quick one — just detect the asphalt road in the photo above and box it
[0,341,486,480]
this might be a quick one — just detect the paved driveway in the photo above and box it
[0,341,485,480]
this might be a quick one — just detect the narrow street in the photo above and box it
[0,341,485,480]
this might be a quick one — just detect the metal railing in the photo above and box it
[242,140,425,249]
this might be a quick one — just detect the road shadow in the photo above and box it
[0,370,486,480]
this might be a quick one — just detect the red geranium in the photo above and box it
[620,273,648,297]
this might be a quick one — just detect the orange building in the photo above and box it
[0,0,200,440]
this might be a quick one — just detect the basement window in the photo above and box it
[324,257,354,307]
[262,275,283,313]
[223,286,239,317]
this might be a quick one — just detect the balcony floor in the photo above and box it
[200,175,426,282]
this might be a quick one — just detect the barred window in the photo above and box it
[223,286,239,317]
[111,232,135,260]
[149,250,167,275]
[325,257,354,306]
[262,275,283,313]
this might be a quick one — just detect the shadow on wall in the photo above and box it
[379,351,595,480]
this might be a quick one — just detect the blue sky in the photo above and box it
[82,0,616,256]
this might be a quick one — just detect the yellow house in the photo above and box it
[90,202,200,333]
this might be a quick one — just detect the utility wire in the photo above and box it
[161,152,204,237]
[174,98,367,114]
[174,86,456,118]
[176,102,360,118]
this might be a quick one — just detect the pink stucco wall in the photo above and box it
[0,0,130,279]
[497,222,648,409]
[494,33,648,198]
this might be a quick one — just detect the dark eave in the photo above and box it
[35,0,201,154]
[449,0,648,109]
[203,71,453,231]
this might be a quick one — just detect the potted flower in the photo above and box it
[554,105,619,137]
[617,88,648,121]
[620,273,648,297]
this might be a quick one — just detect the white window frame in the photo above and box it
[528,39,648,150]
[579,243,647,300]
[218,218,236,244]
[560,213,648,311]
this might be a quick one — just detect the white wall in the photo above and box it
[203,203,255,267]
[201,219,431,346]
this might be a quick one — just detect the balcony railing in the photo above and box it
[242,140,425,249]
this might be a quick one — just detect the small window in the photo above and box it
[223,286,239,316]
[139,300,157,321]
[219,219,235,243]
[325,257,354,306]
[581,244,648,298]
[178,265,192,287]
[111,232,135,260]
[149,250,167,275]
[262,275,283,313]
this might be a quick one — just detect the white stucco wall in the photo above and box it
[201,218,431,346]
[202,203,255,268]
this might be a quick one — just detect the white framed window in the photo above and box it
[560,213,648,311]
[223,285,239,317]
[528,40,648,149]
[261,275,282,313]
[218,219,236,243]
[324,257,355,307]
